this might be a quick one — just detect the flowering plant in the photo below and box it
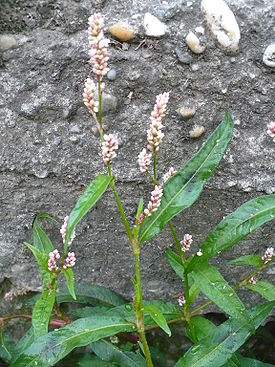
[1,12,275,367]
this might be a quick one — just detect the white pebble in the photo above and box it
[263,44,275,68]
[185,31,206,54]
[189,125,205,138]
[195,26,205,35]
[143,13,167,37]
[201,0,240,53]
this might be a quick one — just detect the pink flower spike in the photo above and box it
[60,215,75,247]
[180,234,193,252]
[147,92,169,153]
[48,249,61,272]
[249,276,258,285]
[144,185,163,217]
[83,78,99,114]
[262,247,274,265]
[138,148,152,173]
[102,134,119,165]
[178,292,185,307]
[63,252,76,269]
[163,167,177,183]
[267,122,275,141]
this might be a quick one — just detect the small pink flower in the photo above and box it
[137,213,144,225]
[63,252,76,269]
[249,276,258,285]
[267,122,275,141]
[60,215,75,248]
[147,92,169,153]
[48,249,61,272]
[102,134,118,164]
[262,247,274,265]
[163,167,177,183]
[178,292,185,307]
[138,148,152,173]
[180,234,193,252]
[83,78,99,114]
[197,249,203,257]
[144,185,163,217]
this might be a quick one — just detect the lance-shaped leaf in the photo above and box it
[91,339,146,367]
[10,316,135,367]
[11,328,34,365]
[144,304,171,336]
[63,268,76,300]
[175,301,275,367]
[139,113,233,242]
[0,332,15,364]
[246,280,275,301]
[192,263,252,328]
[231,355,275,367]
[64,174,112,251]
[24,242,51,287]
[229,255,263,267]
[33,213,56,253]
[32,281,57,337]
[187,195,275,273]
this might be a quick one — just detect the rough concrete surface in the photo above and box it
[0,0,275,309]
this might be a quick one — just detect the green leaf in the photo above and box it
[11,328,34,365]
[91,339,147,367]
[175,301,275,367]
[0,332,15,364]
[144,304,171,336]
[33,213,56,253]
[246,280,275,301]
[56,283,127,306]
[32,281,57,337]
[166,248,185,279]
[229,255,263,267]
[232,355,275,367]
[187,195,275,273]
[186,316,216,342]
[69,306,112,319]
[77,354,117,367]
[144,300,182,326]
[24,242,51,287]
[136,198,144,222]
[191,263,252,328]
[139,113,233,242]
[189,281,201,305]
[63,267,76,300]
[10,316,135,367]
[65,174,112,251]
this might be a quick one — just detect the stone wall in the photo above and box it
[0,0,274,306]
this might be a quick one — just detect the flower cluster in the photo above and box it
[178,292,186,307]
[83,78,99,115]
[147,92,169,153]
[138,148,152,173]
[249,276,258,285]
[63,252,76,269]
[180,234,193,252]
[163,167,177,183]
[60,215,75,248]
[48,249,61,272]
[144,185,163,217]
[267,122,275,141]
[102,134,119,165]
[4,287,28,302]
[88,13,109,78]
[262,247,274,265]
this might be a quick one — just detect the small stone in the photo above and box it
[101,93,118,114]
[263,44,275,68]
[69,136,79,143]
[0,35,17,51]
[34,170,49,179]
[107,69,117,81]
[189,125,205,138]
[178,106,196,120]
[191,63,200,72]
[185,31,206,54]
[109,22,135,42]
[201,0,240,53]
[195,26,205,35]
[54,137,62,146]
[143,13,167,37]
[175,48,192,64]
[70,125,80,134]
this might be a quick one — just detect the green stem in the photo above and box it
[153,153,157,185]
[168,221,184,259]
[107,163,133,244]
[134,248,154,367]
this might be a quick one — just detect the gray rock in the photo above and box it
[0,35,17,51]
[175,48,192,64]
[107,69,117,81]
[263,44,275,68]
